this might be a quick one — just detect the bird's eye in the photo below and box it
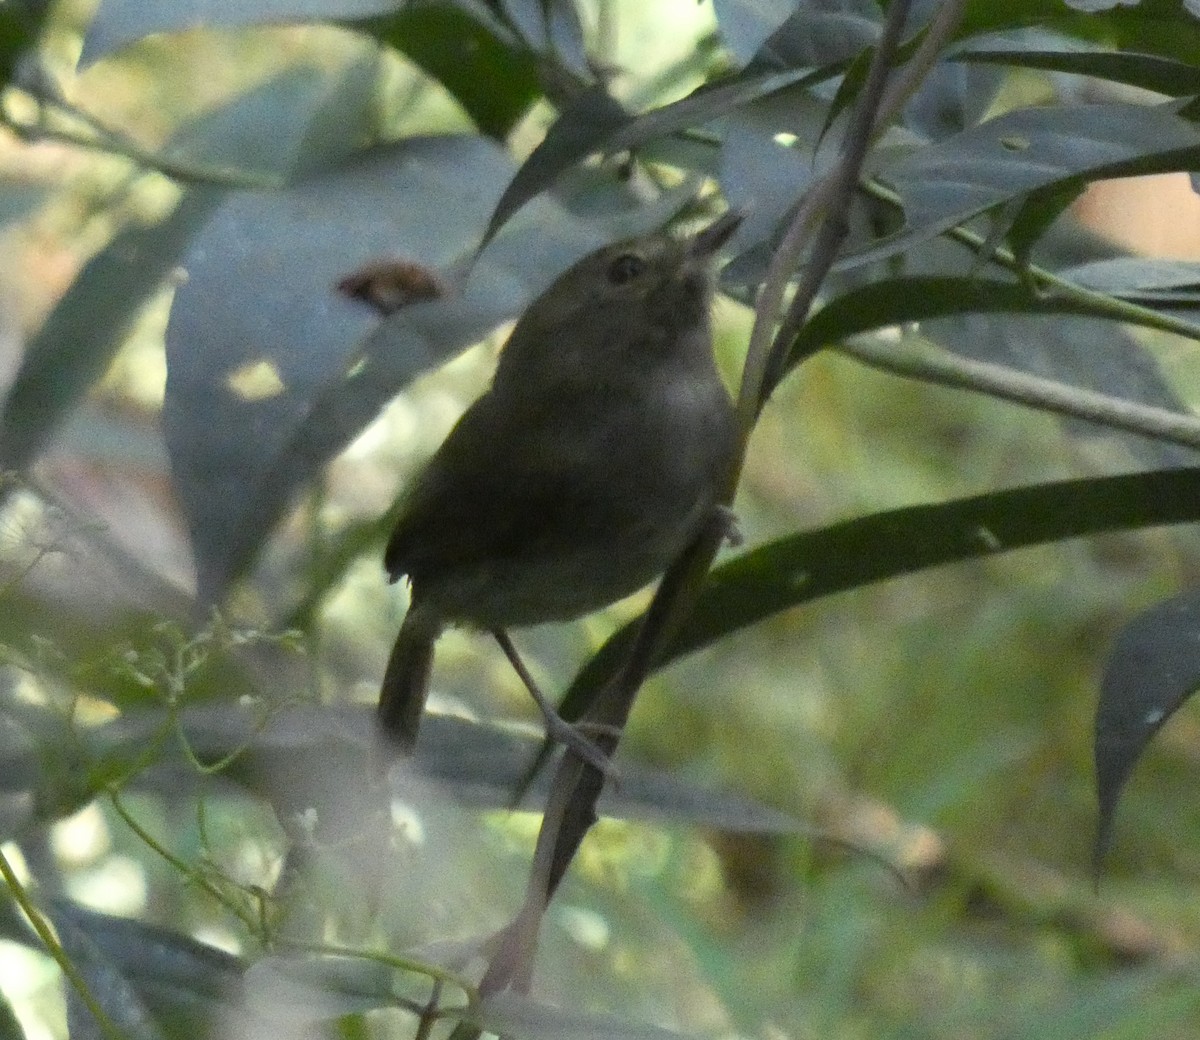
[607,253,646,285]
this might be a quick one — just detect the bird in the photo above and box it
[377,210,742,760]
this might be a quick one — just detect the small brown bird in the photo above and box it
[378,211,741,755]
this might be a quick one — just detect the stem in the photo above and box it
[0,848,127,1040]
[833,335,1200,450]
[861,179,1200,346]
[476,0,953,1009]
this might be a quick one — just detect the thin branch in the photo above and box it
[0,849,127,1040]
[862,179,1200,346]
[1,93,279,189]
[475,0,946,1008]
[833,334,1200,450]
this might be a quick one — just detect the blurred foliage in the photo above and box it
[1,0,1200,1038]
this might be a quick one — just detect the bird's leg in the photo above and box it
[492,630,619,778]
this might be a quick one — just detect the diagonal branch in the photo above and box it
[469,0,968,1011]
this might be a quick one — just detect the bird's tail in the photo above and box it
[377,608,439,754]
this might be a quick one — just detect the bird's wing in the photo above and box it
[384,387,641,585]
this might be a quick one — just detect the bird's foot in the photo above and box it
[533,699,621,780]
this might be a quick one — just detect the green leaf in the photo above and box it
[1094,588,1200,869]
[49,905,168,1040]
[481,65,823,247]
[478,85,629,249]
[50,902,244,1040]
[79,0,400,65]
[359,2,542,138]
[0,188,222,473]
[103,704,800,833]
[715,0,880,70]
[853,100,1200,269]
[787,275,1105,363]
[558,468,1200,722]
[955,1,1200,64]
[955,46,1200,97]
[0,991,25,1040]
[1060,256,1200,300]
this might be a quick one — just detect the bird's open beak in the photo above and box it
[689,210,744,257]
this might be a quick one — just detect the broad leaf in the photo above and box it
[164,135,509,604]
[0,58,379,475]
[1094,588,1200,866]
[79,0,401,65]
[481,65,822,247]
[101,704,800,832]
[0,190,219,474]
[49,905,168,1040]
[360,2,541,137]
[50,902,244,1040]
[955,45,1200,98]
[851,101,1200,269]
[479,85,629,249]
[1059,257,1200,301]
[558,468,1200,722]
[714,0,880,70]
[926,312,1197,467]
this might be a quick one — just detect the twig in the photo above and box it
[833,334,1200,449]
[0,848,127,1040]
[474,0,944,1007]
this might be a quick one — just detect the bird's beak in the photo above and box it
[689,210,744,257]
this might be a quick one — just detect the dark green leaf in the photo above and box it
[104,704,800,832]
[0,56,380,475]
[955,46,1200,98]
[49,906,168,1040]
[360,2,542,137]
[788,275,1104,362]
[926,311,1196,467]
[164,135,511,604]
[712,0,799,65]
[481,65,820,246]
[51,901,245,1004]
[51,902,244,1040]
[745,0,880,73]
[955,2,1200,64]
[0,992,25,1040]
[559,468,1200,721]
[852,101,1200,269]
[0,189,222,473]
[0,0,49,88]
[1004,180,1090,270]
[1060,256,1200,300]
[1094,588,1200,867]
[715,0,880,70]
[479,85,629,249]
[902,55,1005,141]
